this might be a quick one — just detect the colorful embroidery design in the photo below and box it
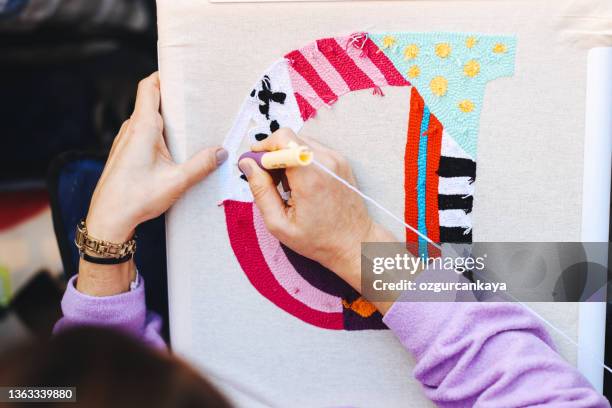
[405,87,444,258]
[370,32,516,158]
[219,32,515,330]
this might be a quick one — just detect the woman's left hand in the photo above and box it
[77,72,227,296]
[86,72,227,243]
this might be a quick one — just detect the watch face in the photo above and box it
[75,221,86,249]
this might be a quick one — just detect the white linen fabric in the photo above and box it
[157,0,612,405]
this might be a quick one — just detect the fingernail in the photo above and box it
[239,160,253,177]
[216,148,228,165]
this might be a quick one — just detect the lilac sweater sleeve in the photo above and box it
[383,301,610,407]
[53,275,166,349]
[55,274,608,406]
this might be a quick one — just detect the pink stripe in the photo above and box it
[253,206,342,313]
[317,37,376,91]
[294,93,316,120]
[285,50,337,104]
[286,64,327,111]
[224,201,343,330]
[300,43,351,97]
[338,37,388,87]
[362,38,409,86]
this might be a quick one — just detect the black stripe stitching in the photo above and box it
[438,157,476,180]
[439,195,473,213]
[440,227,472,243]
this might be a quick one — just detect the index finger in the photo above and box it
[132,72,161,118]
[251,128,302,152]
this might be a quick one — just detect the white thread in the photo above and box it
[313,159,612,375]
[481,267,612,375]
[313,159,441,249]
[513,299,611,374]
[347,32,368,50]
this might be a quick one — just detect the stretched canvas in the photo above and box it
[157,0,611,405]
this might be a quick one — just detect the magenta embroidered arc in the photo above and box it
[218,32,516,330]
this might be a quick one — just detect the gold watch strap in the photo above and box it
[75,220,136,259]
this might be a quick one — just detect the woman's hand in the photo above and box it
[239,128,396,294]
[86,72,227,243]
[77,72,227,296]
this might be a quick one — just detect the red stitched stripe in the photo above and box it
[316,38,376,91]
[362,38,409,87]
[425,113,443,253]
[294,92,316,121]
[224,200,344,330]
[285,50,337,105]
[405,87,424,243]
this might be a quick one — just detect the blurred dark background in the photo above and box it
[0,0,169,351]
[1,0,157,187]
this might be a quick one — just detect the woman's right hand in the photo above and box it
[239,129,396,292]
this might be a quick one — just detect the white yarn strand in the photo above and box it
[312,158,612,375]
[313,159,441,250]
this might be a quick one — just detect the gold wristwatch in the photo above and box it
[74,220,136,260]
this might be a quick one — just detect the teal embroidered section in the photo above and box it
[369,32,516,159]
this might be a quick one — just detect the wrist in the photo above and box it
[324,222,397,291]
[76,258,136,296]
[74,215,138,296]
[85,211,136,243]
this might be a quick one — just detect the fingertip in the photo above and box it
[179,146,224,188]
[238,158,255,177]
[250,141,266,153]
[251,128,298,152]
[215,147,228,165]
[273,127,297,140]
[134,73,162,117]
[250,138,275,153]
[138,72,158,89]
[150,72,160,89]
[143,71,160,86]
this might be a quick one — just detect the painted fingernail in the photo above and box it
[239,160,252,177]
[216,148,228,165]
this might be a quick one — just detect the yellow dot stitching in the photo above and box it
[466,36,478,49]
[435,43,451,58]
[407,65,420,78]
[430,76,448,97]
[493,43,507,54]
[403,44,419,60]
[464,60,480,77]
[458,99,475,113]
[381,36,396,49]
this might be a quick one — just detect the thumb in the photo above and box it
[179,146,227,189]
[239,158,288,233]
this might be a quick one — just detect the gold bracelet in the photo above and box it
[74,220,136,259]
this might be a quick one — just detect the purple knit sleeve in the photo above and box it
[383,300,609,407]
[53,275,166,350]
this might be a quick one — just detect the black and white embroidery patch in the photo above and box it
[250,75,287,141]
